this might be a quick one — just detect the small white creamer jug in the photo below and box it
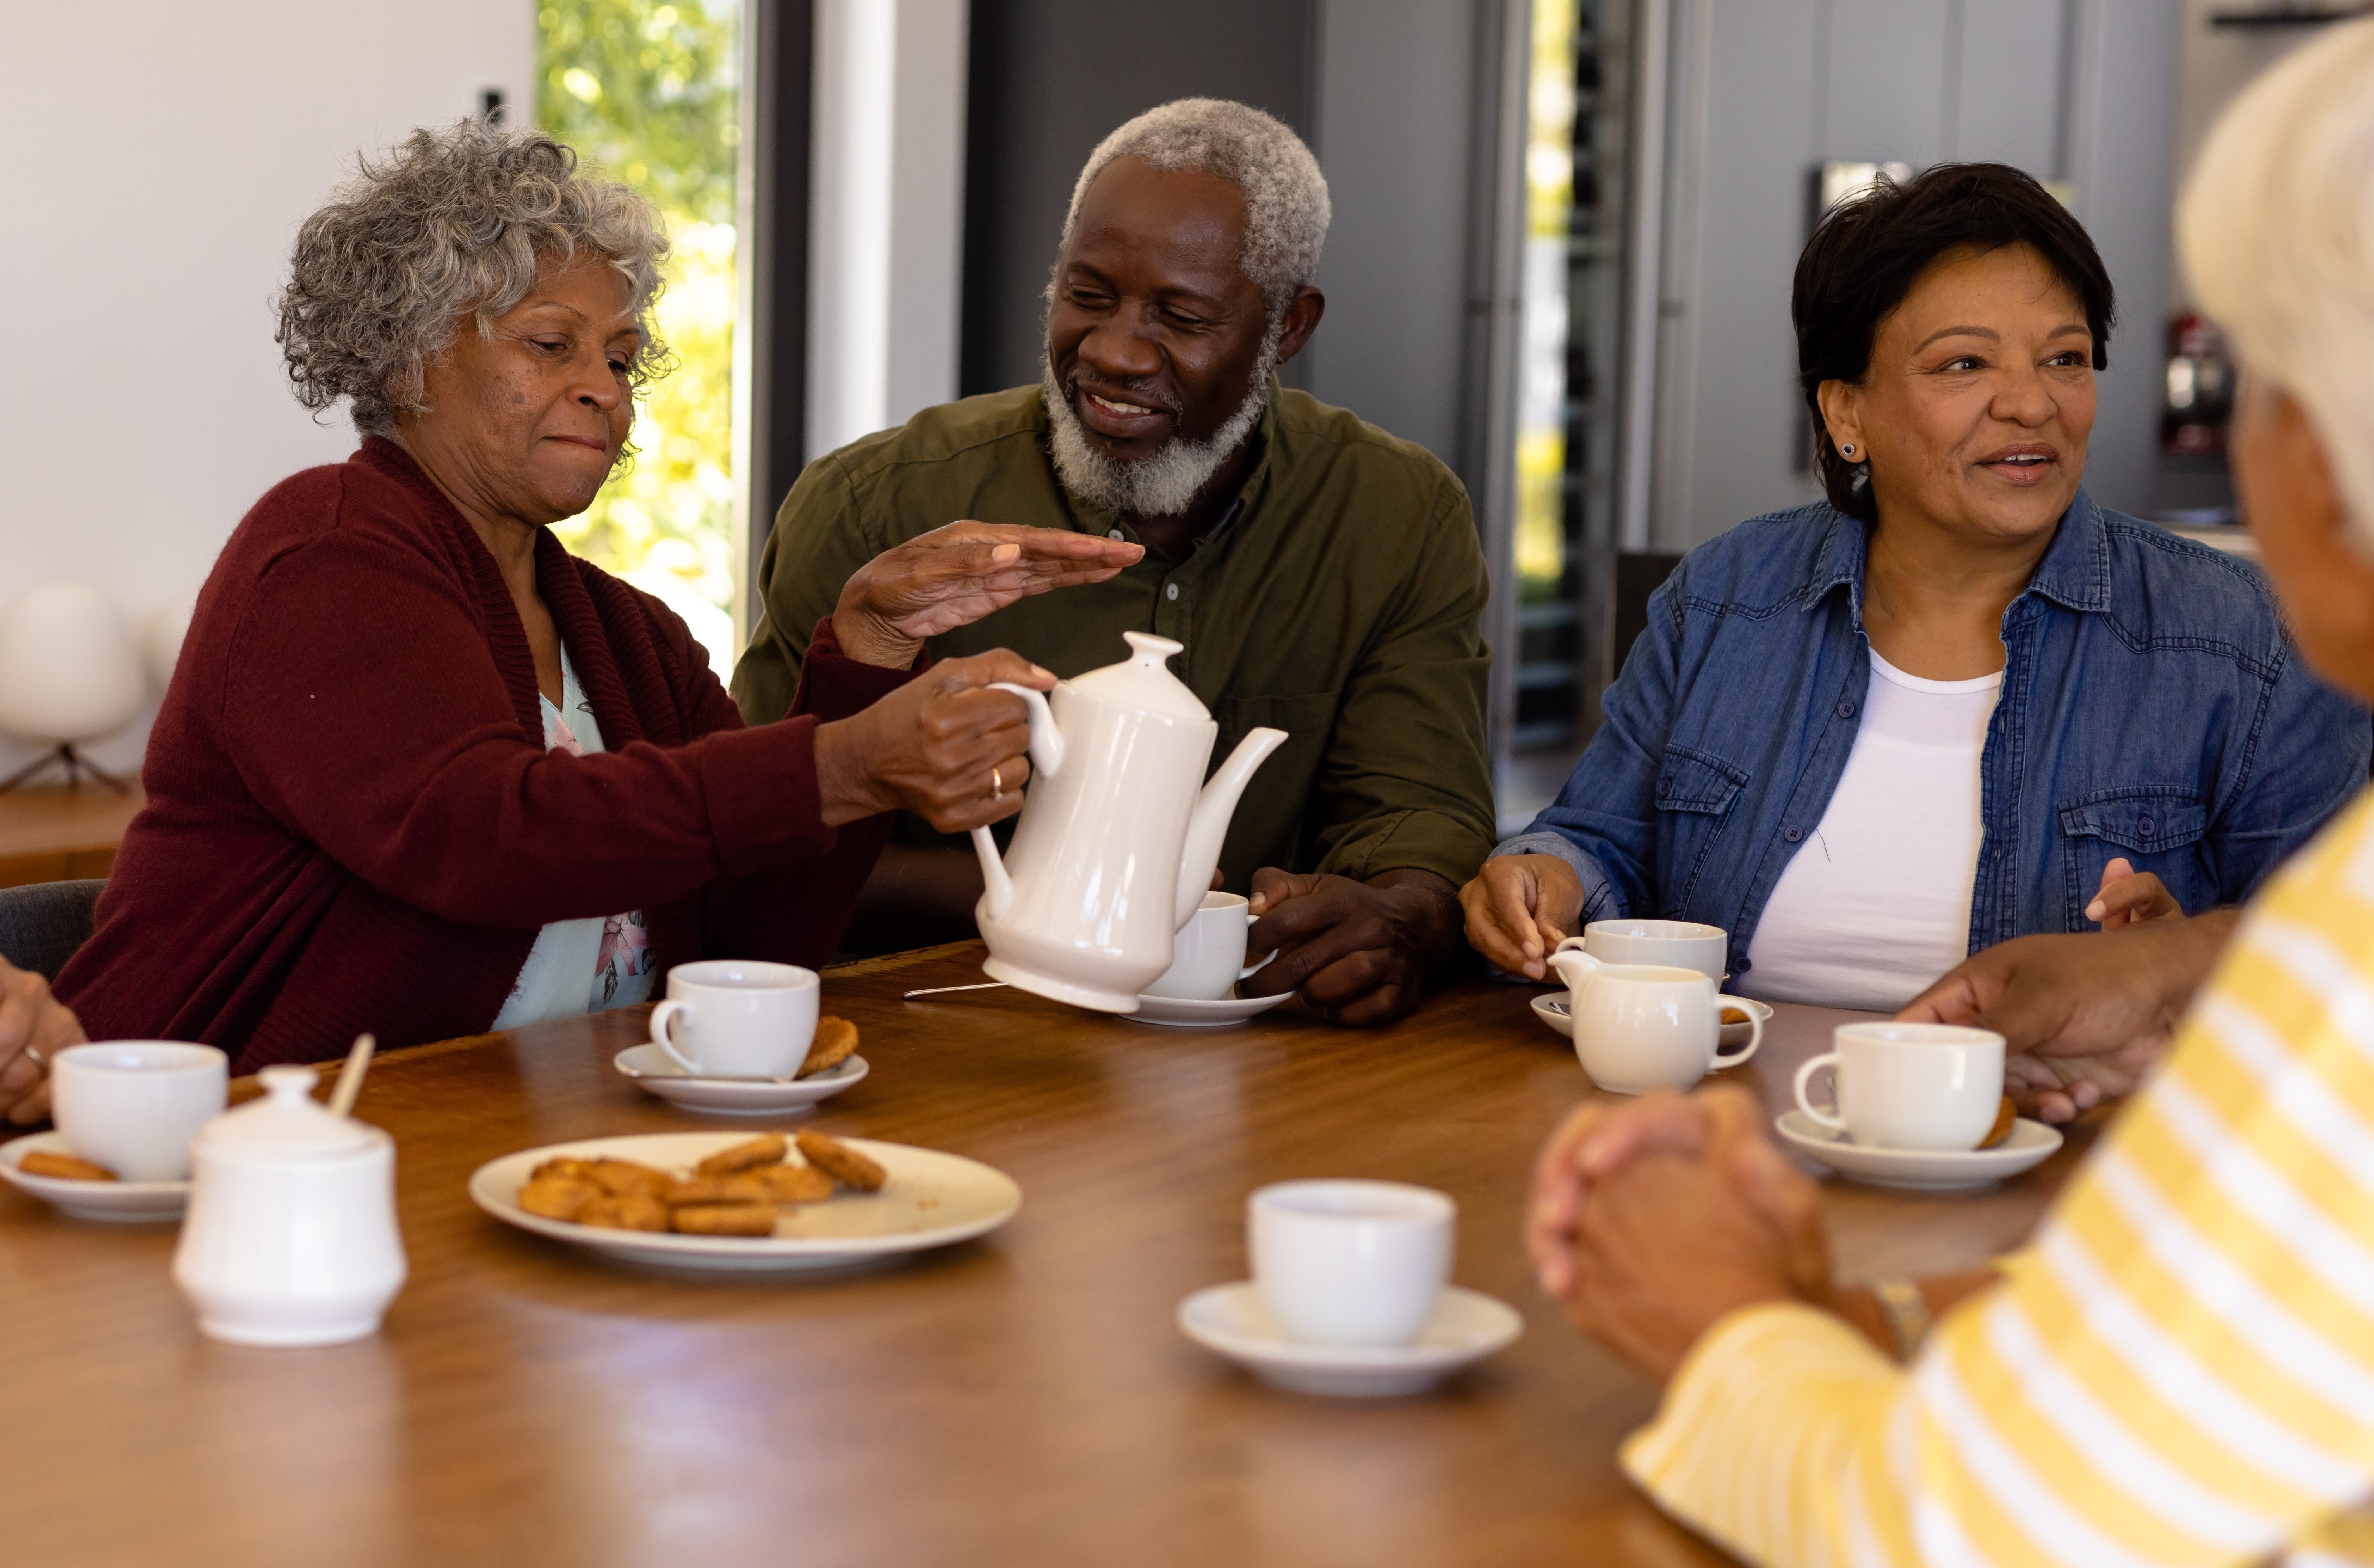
[1545,942,1763,1094]
[172,1064,407,1347]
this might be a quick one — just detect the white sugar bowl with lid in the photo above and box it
[171,1064,407,1347]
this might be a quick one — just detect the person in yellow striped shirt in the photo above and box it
[1526,20,2374,1565]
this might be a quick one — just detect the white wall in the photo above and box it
[0,0,534,777]
[1306,0,1481,471]
[807,0,970,459]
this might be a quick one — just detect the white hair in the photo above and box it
[2178,18,2374,546]
[1056,98,1331,315]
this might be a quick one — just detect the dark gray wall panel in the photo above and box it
[961,0,1319,397]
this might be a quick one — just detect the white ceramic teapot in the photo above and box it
[972,631,1287,1011]
[171,1064,408,1347]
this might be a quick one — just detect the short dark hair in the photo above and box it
[1793,162,2115,521]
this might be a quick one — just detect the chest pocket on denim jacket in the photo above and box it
[1654,747,1748,915]
[2055,786,2211,931]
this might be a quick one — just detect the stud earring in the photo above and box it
[1840,442,1856,458]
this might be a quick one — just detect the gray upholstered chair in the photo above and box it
[0,879,103,980]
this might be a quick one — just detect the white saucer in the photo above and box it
[0,1131,189,1222]
[1177,1283,1523,1396]
[1531,991,1770,1052]
[1773,1109,2063,1190]
[1124,990,1295,1029]
[469,1130,1020,1274]
[611,1045,868,1115]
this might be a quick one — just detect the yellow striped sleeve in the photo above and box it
[1623,788,2374,1566]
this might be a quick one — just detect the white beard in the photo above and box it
[1042,325,1280,520]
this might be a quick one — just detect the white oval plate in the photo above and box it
[468,1130,1020,1274]
[1531,992,1770,1052]
[611,1045,868,1116]
[1773,1109,2062,1191]
[1124,991,1295,1030]
[1177,1282,1523,1397]
[0,1131,189,1222]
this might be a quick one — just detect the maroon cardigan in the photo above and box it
[57,438,911,1070]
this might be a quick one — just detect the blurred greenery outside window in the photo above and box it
[538,0,742,670]
[1517,0,1578,599]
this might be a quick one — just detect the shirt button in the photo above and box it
[1657,776,1673,797]
[1836,700,1855,719]
[1108,529,1124,540]
[1734,957,1752,973]
[2138,815,2156,836]
[1783,825,1803,843]
[1166,583,1179,602]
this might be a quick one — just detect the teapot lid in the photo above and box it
[199,1065,378,1156]
[1066,632,1207,720]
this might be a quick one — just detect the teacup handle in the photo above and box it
[1239,911,1277,980]
[650,999,700,1073]
[1712,996,1762,1067]
[1793,1052,1847,1131]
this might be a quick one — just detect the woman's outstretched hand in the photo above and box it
[1458,854,1585,979]
[813,649,1055,832]
[833,522,1143,669]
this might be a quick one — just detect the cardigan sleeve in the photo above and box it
[217,530,899,929]
[698,617,922,963]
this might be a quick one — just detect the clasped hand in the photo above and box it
[1527,1087,1828,1381]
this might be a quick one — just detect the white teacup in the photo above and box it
[1143,892,1277,1001]
[1794,1022,2006,1150]
[1546,942,1761,1093]
[648,959,819,1078]
[1580,918,1727,983]
[49,1041,228,1182]
[1249,1179,1454,1346]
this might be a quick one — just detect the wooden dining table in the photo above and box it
[0,942,2095,1568]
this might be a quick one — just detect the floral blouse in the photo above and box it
[488,646,657,1030]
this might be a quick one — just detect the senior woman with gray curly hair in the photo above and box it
[16,120,1137,1086]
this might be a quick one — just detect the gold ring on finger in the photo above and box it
[991,764,1004,801]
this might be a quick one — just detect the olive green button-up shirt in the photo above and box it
[732,380,1496,893]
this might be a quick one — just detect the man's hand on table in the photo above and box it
[1241,867,1465,1026]
[0,955,86,1125]
[831,521,1143,669]
[1897,892,2237,1124]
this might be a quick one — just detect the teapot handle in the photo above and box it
[985,682,1064,779]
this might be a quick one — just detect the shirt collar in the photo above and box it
[1803,485,2112,621]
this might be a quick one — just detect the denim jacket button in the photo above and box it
[1657,776,1673,796]
[1835,700,1855,719]
[1783,825,1803,843]
[2138,815,2156,836]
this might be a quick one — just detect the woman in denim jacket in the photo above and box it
[1463,163,2369,1014]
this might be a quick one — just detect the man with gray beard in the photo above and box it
[733,99,1494,1026]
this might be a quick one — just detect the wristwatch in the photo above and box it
[1871,1276,1933,1360]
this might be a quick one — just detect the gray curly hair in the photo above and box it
[1057,98,1331,316]
[276,120,671,438]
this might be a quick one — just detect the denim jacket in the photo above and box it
[1498,492,2371,981]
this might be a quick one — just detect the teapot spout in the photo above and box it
[1174,727,1288,928]
[971,825,1014,922]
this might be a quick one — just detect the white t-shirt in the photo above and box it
[1737,649,2002,1013]
[489,647,658,1031]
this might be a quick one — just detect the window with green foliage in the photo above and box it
[538,0,742,667]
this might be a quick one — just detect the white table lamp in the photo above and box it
[0,584,143,793]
